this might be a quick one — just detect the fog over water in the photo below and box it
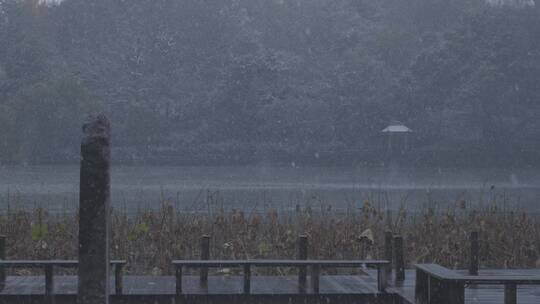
[1,165,539,214]
[2,1,540,216]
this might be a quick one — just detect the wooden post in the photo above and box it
[443,281,465,304]
[297,235,308,293]
[243,264,251,294]
[426,275,464,304]
[384,231,393,276]
[385,210,393,230]
[394,235,405,281]
[0,235,5,290]
[78,114,111,304]
[469,231,479,275]
[200,235,210,287]
[415,269,429,304]
[114,264,123,295]
[175,266,183,294]
[504,283,517,304]
[311,264,320,294]
[45,264,54,304]
[377,264,388,292]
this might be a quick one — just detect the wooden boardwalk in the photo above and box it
[384,269,540,304]
[1,270,540,303]
[0,274,398,304]
[0,274,384,295]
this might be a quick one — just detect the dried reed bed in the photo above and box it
[0,201,538,275]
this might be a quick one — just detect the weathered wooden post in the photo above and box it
[200,235,210,287]
[0,235,5,290]
[114,264,123,295]
[385,210,393,230]
[415,269,429,304]
[504,283,517,304]
[469,231,479,275]
[243,264,251,294]
[297,235,308,293]
[384,231,393,276]
[78,115,111,304]
[394,235,405,281]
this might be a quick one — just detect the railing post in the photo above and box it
[200,235,210,287]
[377,264,388,292]
[394,235,405,281]
[78,114,111,304]
[175,265,183,294]
[415,269,429,304]
[385,210,393,230]
[504,283,517,304]
[114,263,123,295]
[311,264,320,294]
[243,264,251,294]
[45,264,54,304]
[469,231,479,275]
[0,235,5,290]
[297,235,308,293]
[384,231,393,276]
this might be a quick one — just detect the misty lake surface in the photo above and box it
[0,165,539,214]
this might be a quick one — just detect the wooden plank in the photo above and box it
[172,260,389,268]
[415,264,460,280]
[460,275,540,284]
[0,275,383,295]
[0,260,126,268]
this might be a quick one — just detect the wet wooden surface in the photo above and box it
[2,269,540,303]
[383,269,540,304]
[0,274,383,295]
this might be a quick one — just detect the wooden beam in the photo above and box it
[78,114,111,304]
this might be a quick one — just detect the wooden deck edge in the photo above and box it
[385,287,414,304]
[0,293,401,304]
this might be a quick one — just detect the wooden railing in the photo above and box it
[0,260,126,295]
[173,259,389,294]
[415,264,540,304]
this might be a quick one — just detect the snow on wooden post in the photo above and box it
[78,114,111,304]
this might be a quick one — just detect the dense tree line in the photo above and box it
[0,0,539,166]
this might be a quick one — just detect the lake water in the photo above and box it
[0,165,539,214]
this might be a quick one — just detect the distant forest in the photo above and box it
[1,0,539,166]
